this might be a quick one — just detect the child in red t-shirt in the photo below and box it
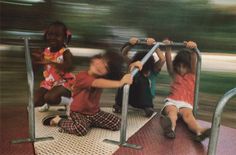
[43,50,137,136]
[160,40,210,142]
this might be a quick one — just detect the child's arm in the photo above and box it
[153,48,166,73]
[185,41,197,74]
[91,73,133,88]
[52,50,73,72]
[163,40,174,78]
[129,61,143,72]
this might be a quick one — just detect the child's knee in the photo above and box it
[44,93,59,105]
[182,111,193,120]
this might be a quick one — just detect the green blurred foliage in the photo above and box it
[1,0,236,52]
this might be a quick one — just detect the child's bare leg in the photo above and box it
[34,87,48,107]
[164,105,178,131]
[44,86,71,105]
[179,108,205,135]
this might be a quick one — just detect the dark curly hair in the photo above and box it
[173,48,192,73]
[91,49,125,80]
[131,51,155,74]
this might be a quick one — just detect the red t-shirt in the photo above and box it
[70,71,102,115]
[168,73,195,105]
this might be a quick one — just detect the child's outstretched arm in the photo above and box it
[91,73,133,88]
[153,48,166,73]
[163,40,174,78]
[185,41,197,74]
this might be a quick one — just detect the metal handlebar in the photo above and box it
[104,41,202,149]
[208,87,236,155]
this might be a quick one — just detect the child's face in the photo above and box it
[176,64,188,76]
[89,58,109,77]
[46,26,65,50]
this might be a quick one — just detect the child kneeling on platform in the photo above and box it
[43,50,137,136]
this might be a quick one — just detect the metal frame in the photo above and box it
[207,87,236,155]
[12,37,54,144]
[104,41,202,149]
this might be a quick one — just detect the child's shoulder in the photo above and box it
[76,71,90,78]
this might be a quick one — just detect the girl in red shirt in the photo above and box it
[160,40,210,142]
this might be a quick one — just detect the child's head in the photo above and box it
[131,51,155,74]
[89,49,125,80]
[44,21,71,50]
[173,49,192,75]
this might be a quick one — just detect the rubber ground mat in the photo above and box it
[34,106,156,155]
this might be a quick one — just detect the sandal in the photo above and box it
[194,128,211,142]
[160,115,175,139]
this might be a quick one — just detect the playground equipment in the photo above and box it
[11,37,54,144]
[208,87,236,155]
[104,40,202,149]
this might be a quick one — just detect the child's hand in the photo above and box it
[129,37,139,45]
[163,39,172,51]
[120,73,133,86]
[184,41,197,49]
[146,38,155,45]
[129,61,143,72]
[163,39,172,45]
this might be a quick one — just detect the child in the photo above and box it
[160,40,210,141]
[113,37,165,117]
[42,50,135,136]
[33,21,75,113]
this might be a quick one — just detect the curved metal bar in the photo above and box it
[104,41,202,149]
[193,47,202,116]
[207,87,236,155]
[126,41,201,115]
[12,37,53,144]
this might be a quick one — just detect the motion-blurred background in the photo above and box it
[1,0,236,130]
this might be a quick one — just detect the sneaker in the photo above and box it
[38,104,49,112]
[160,115,175,139]
[194,128,211,142]
[113,104,122,114]
[144,107,154,117]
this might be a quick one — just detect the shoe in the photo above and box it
[144,107,154,117]
[38,104,49,112]
[113,104,122,114]
[194,128,211,142]
[160,115,175,139]
[42,114,68,126]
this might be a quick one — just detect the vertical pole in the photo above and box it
[193,48,202,116]
[12,37,53,144]
[208,88,236,155]
[24,37,35,139]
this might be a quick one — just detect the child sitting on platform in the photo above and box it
[160,40,210,142]
[33,21,75,115]
[113,37,165,117]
